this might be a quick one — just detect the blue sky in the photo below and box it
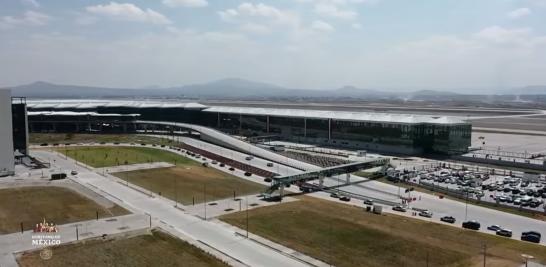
[1,0,546,91]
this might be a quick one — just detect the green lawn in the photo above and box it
[58,146,194,168]
[221,197,546,267]
[115,166,265,205]
[18,229,228,267]
[31,133,173,146]
[0,186,128,234]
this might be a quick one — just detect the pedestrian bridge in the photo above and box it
[265,158,390,195]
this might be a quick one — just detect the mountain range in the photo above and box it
[4,78,546,99]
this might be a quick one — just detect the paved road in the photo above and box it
[31,150,312,267]
[170,137,546,245]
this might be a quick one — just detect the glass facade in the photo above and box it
[26,105,472,155]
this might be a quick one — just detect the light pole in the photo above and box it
[204,184,207,220]
[246,195,249,238]
[465,191,469,221]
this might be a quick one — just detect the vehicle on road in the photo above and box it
[267,162,274,167]
[244,172,252,176]
[219,163,225,167]
[70,170,78,175]
[521,231,541,243]
[228,167,235,171]
[245,156,253,161]
[496,229,513,238]
[392,205,406,212]
[211,161,218,164]
[264,178,272,183]
[418,210,433,218]
[339,196,351,202]
[440,216,456,224]
[462,220,480,230]
[330,192,340,198]
[487,225,502,232]
[363,199,374,205]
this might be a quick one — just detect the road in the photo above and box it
[31,150,314,267]
[169,137,546,245]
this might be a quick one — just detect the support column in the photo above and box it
[239,114,242,134]
[346,173,350,184]
[319,174,324,189]
[304,118,307,138]
[266,116,270,133]
[328,119,332,141]
[217,112,220,128]
[279,185,284,200]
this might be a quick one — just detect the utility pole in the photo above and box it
[483,243,487,267]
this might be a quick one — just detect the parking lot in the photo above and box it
[389,165,546,213]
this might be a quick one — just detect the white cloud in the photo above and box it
[21,0,40,8]
[352,23,362,29]
[162,0,208,8]
[507,7,531,19]
[311,20,334,32]
[475,26,532,44]
[314,3,357,19]
[240,23,271,34]
[219,3,299,26]
[86,2,171,25]
[0,10,50,29]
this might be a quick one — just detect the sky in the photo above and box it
[1,0,546,91]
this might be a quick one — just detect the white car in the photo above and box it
[418,210,433,218]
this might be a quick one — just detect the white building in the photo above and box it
[0,89,14,176]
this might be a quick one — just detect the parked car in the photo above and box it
[462,220,481,230]
[339,196,351,202]
[228,167,235,171]
[264,178,272,183]
[245,156,253,161]
[363,199,374,205]
[392,205,406,212]
[418,210,433,218]
[244,172,252,176]
[70,170,78,175]
[267,162,274,167]
[521,231,541,243]
[330,192,340,198]
[496,229,513,238]
[440,216,456,224]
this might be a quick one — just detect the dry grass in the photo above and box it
[0,186,128,234]
[115,166,265,205]
[17,229,228,267]
[221,196,546,267]
[57,146,194,168]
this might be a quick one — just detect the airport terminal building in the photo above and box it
[27,100,472,155]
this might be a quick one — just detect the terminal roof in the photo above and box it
[203,106,468,125]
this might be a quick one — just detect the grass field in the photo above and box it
[115,166,266,205]
[0,187,128,234]
[221,197,546,267]
[17,229,228,267]
[30,133,172,146]
[58,146,194,168]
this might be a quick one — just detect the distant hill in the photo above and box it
[5,79,545,100]
[515,85,546,95]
